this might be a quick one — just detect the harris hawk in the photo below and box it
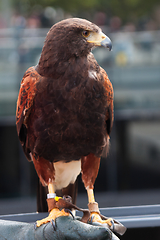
[16,18,114,228]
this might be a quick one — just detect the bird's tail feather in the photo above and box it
[37,178,48,212]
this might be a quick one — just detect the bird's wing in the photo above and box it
[16,66,39,160]
[100,67,114,157]
[101,67,114,136]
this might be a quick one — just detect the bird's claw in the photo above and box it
[34,209,74,231]
[90,213,114,229]
[34,222,37,230]
[90,214,95,224]
[51,219,56,231]
[34,219,56,231]
[64,208,75,220]
[109,219,115,231]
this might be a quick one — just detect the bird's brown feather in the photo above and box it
[16,18,114,212]
[16,60,113,163]
[16,67,39,160]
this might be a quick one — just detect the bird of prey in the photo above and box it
[16,18,113,227]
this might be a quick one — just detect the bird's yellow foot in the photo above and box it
[36,208,70,228]
[90,212,113,227]
[88,202,113,227]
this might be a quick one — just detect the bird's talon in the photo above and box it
[64,208,75,219]
[51,219,56,231]
[90,213,114,228]
[106,218,114,227]
[110,219,114,231]
[34,222,37,230]
[90,214,95,224]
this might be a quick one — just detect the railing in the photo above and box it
[1,204,160,228]
[0,28,160,117]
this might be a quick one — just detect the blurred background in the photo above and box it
[0,0,160,223]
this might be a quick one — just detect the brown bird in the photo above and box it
[16,18,113,227]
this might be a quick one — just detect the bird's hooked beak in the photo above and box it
[87,31,112,51]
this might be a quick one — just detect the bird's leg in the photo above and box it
[81,153,113,227]
[31,155,70,228]
[87,188,95,203]
[87,188,113,227]
[36,181,69,227]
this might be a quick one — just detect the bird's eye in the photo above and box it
[82,30,90,38]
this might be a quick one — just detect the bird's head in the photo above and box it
[37,18,112,76]
[80,21,112,51]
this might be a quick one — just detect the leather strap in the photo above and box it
[87,202,126,236]
[47,196,126,235]
[88,202,100,214]
[47,195,90,223]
